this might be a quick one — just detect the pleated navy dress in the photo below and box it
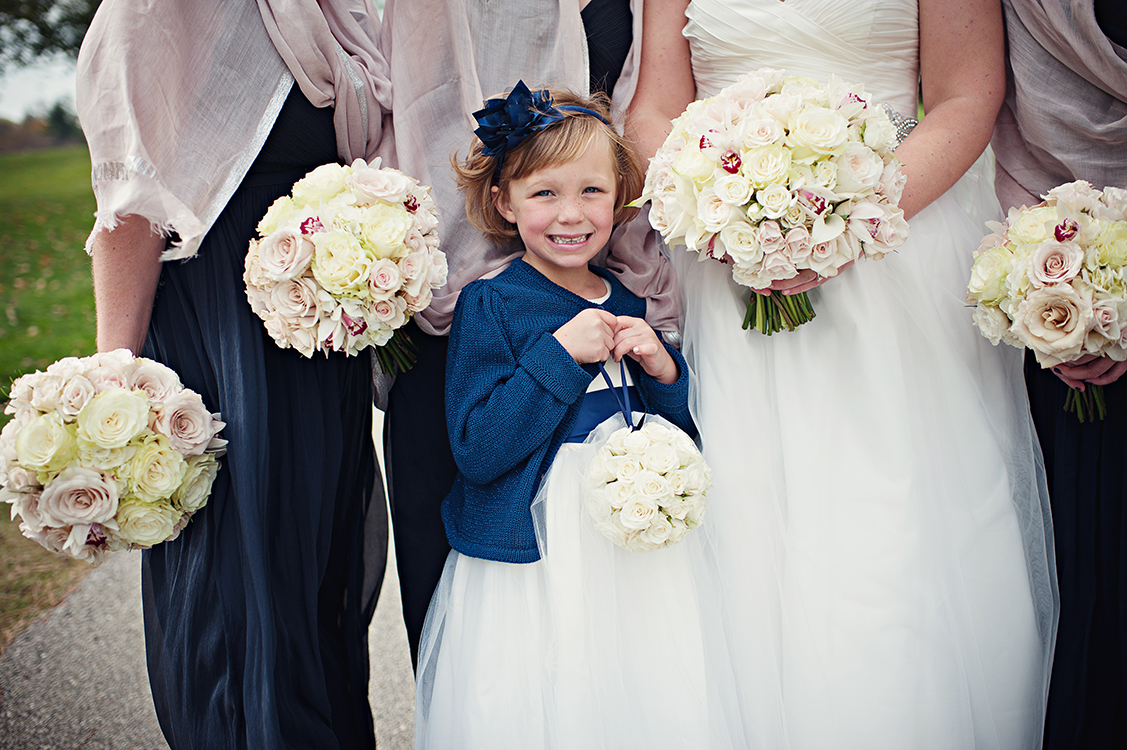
[1027,353,1127,749]
[141,87,383,750]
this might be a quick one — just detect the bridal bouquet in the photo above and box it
[637,68,909,334]
[967,180,1127,421]
[585,417,711,553]
[0,351,226,565]
[245,158,448,373]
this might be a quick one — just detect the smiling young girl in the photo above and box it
[412,84,739,749]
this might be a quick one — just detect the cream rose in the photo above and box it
[757,220,787,255]
[357,203,413,259]
[347,160,411,204]
[1029,240,1084,287]
[1007,206,1057,246]
[634,469,672,501]
[15,412,77,474]
[371,296,408,329]
[639,515,675,547]
[718,220,763,266]
[641,442,679,475]
[612,454,644,483]
[116,498,180,547]
[174,454,220,514]
[292,163,349,204]
[784,226,814,264]
[713,173,755,206]
[256,195,296,237]
[57,375,97,419]
[76,389,151,449]
[38,466,118,526]
[270,276,323,328]
[29,374,64,413]
[258,227,315,281]
[1094,221,1127,268]
[367,257,402,301]
[128,361,182,406]
[972,304,1018,347]
[604,480,635,510]
[1011,284,1094,366]
[129,434,188,503]
[741,144,792,188]
[154,390,223,456]
[968,245,1015,306]
[740,116,785,149]
[312,230,374,298]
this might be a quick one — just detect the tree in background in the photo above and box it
[0,0,100,70]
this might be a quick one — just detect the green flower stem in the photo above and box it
[1063,383,1107,423]
[742,290,817,335]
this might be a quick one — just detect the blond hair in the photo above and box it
[453,89,644,243]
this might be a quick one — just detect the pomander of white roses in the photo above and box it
[245,158,448,372]
[1,351,226,565]
[584,416,712,553]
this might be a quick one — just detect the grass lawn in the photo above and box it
[0,144,98,654]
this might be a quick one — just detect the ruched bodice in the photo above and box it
[684,0,920,116]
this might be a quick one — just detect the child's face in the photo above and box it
[494,135,618,281]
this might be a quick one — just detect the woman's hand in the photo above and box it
[753,262,856,296]
[89,215,165,354]
[613,316,679,385]
[554,308,619,364]
[1053,354,1127,390]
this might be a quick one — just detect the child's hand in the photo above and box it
[613,316,679,385]
[554,309,619,364]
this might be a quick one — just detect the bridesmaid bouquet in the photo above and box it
[585,417,711,553]
[245,158,448,374]
[637,68,909,334]
[0,351,226,565]
[967,180,1127,421]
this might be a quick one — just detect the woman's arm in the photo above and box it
[89,215,164,354]
[894,0,1005,220]
[626,0,695,163]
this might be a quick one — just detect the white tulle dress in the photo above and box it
[415,292,742,749]
[675,1,1058,749]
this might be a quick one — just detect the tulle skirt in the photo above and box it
[414,416,742,750]
[673,164,1057,749]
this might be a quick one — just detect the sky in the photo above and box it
[0,57,77,122]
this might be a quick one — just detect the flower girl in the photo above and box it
[413,83,739,749]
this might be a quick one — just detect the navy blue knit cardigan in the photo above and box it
[443,260,694,564]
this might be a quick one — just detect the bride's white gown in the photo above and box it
[678,1,1057,748]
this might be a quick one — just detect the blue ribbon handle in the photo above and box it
[597,359,641,431]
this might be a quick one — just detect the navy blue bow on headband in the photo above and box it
[472,80,613,179]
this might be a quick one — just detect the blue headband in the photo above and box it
[472,80,613,179]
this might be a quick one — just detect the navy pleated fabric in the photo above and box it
[1028,354,1127,749]
[140,88,384,750]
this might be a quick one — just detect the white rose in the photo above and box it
[604,480,635,509]
[878,161,907,204]
[426,249,449,289]
[740,116,785,149]
[757,183,794,220]
[787,105,849,161]
[640,514,675,547]
[1011,283,1094,367]
[618,495,658,530]
[347,160,411,204]
[311,229,375,298]
[633,469,672,500]
[15,412,77,474]
[174,454,220,514]
[672,147,715,183]
[116,498,180,547]
[718,220,763,266]
[697,188,737,233]
[741,145,792,188]
[640,440,679,475]
[38,466,119,526]
[29,374,64,413]
[714,173,755,205]
[76,389,151,449]
[595,518,631,549]
[613,454,644,483]
[1045,180,1102,214]
[292,163,349,204]
[258,228,315,281]
[835,143,885,196]
[973,304,1019,348]
[862,116,897,152]
[154,390,223,456]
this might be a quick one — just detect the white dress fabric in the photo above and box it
[677,1,1057,749]
[415,293,741,749]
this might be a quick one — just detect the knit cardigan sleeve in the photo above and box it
[445,281,594,485]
